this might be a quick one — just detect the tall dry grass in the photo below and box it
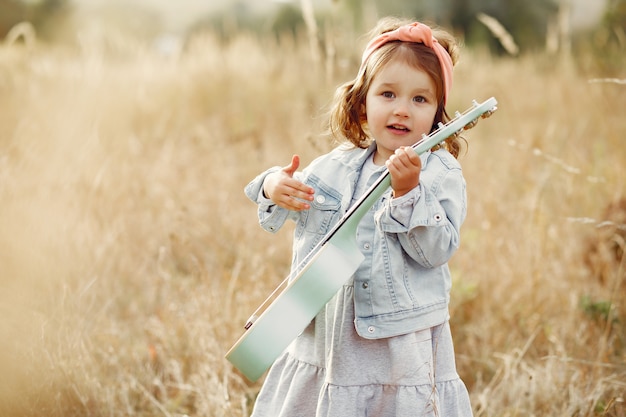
[0,27,624,417]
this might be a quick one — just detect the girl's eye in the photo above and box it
[382,91,394,98]
[413,96,426,103]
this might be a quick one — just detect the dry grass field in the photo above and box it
[0,25,625,417]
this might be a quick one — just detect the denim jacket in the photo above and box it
[244,142,466,339]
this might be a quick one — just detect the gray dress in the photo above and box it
[250,156,473,417]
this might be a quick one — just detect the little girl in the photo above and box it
[245,17,473,417]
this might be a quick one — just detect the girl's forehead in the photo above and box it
[370,49,427,78]
[378,58,426,73]
[372,60,433,84]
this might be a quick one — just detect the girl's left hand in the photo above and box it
[386,146,421,198]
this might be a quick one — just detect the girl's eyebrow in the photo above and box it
[374,81,397,88]
[374,80,432,90]
[412,87,435,94]
[375,82,434,95]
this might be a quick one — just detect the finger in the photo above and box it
[283,154,300,177]
[282,178,314,200]
[387,150,411,170]
[402,147,421,166]
[395,147,420,168]
[290,198,311,211]
[274,181,313,206]
[385,156,402,174]
[278,194,311,211]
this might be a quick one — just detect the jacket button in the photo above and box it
[434,213,443,222]
[367,326,375,333]
[315,195,326,204]
[363,242,371,250]
[362,281,369,289]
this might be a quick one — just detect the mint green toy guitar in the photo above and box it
[226,97,498,382]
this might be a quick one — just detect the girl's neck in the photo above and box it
[372,150,387,166]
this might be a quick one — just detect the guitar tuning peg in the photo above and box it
[481,106,498,119]
[472,100,479,107]
[455,111,462,118]
[463,118,478,130]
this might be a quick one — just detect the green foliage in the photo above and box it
[597,0,626,72]
[0,0,26,37]
[604,0,626,30]
[580,294,617,325]
[0,0,68,40]
[5,0,623,62]
[271,3,305,39]
[191,3,307,44]
[566,0,626,74]
[338,0,559,53]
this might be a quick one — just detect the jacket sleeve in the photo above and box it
[375,167,466,268]
[244,166,301,233]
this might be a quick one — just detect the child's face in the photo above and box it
[365,60,438,163]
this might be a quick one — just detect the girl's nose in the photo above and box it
[393,100,409,117]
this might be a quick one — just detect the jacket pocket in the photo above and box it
[298,174,342,235]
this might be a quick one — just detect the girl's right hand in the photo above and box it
[263,155,315,211]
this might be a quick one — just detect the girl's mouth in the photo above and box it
[387,124,410,132]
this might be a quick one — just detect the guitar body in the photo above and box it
[226,226,363,382]
[226,97,498,382]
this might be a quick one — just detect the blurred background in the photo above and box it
[1,0,625,416]
[0,0,624,66]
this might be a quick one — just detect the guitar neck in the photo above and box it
[322,97,497,244]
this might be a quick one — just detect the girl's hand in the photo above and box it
[386,146,421,198]
[263,155,315,211]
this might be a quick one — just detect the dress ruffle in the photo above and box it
[251,285,473,417]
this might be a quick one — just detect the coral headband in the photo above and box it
[361,22,453,105]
